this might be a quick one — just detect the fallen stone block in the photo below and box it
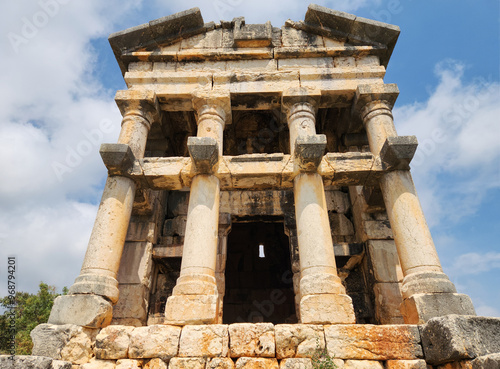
[421,315,500,365]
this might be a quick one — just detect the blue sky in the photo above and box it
[1,1,499,317]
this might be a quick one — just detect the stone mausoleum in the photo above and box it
[11,4,500,369]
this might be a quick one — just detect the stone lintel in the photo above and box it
[380,136,418,170]
[294,135,327,171]
[125,152,389,190]
[100,143,136,175]
[187,137,219,174]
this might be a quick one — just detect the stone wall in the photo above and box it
[26,316,500,369]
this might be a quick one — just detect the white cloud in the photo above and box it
[449,252,500,276]
[0,0,142,293]
[394,61,500,227]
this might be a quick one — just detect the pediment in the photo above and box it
[109,4,399,74]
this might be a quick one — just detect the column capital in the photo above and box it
[192,89,232,126]
[352,84,399,123]
[115,90,161,130]
[282,87,321,118]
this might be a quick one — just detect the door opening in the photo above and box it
[223,221,296,324]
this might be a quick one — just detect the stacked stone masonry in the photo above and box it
[23,316,500,368]
[22,4,498,369]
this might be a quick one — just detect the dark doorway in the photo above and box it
[223,221,296,324]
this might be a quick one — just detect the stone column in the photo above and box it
[164,91,231,325]
[283,88,355,324]
[48,90,160,328]
[354,84,475,323]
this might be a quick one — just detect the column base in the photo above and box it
[300,273,346,295]
[401,293,476,324]
[48,294,113,328]
[300,294,356,324]
[401,271,457,298]
[68,274,119,304]
[164,294,219,325]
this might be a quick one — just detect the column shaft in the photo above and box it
[285,94,355,324]
[69,112,152,303]
[164,93,229,325]
[360,98,475,323]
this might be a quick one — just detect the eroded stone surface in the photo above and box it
[81,359,117,369]
[129,325,181,359]
[115,359,143,369]
[471,353,500,369]
[235,357,279,369]
[207,358,236,369]
[385,360,428,369]
[31,324,96,365]
[179,324,229,357]
[95,325,135,360]
[169,357,207,369]
[0,355,53,369]
[324,324,422,360]
[143,358,168,369]
[229,323,275,358]
[421,315,500,365]
[279,358,313,369]
[275,324,324,359]
[344,360,384,369]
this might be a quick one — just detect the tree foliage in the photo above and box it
[0,282,66,355]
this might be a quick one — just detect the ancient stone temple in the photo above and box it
[14,4,500,369]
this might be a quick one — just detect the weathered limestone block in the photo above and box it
[436,362,473,369]
[113,284,150,326]
[48,295,113,328]
[279,358,313,369]
[143,358,168,369]
[126,221,156,242]
[179,325,229,357]
[344,360,384,369]
[367,240,403,282]
[117,241,153,285]
[421,315,500,365]
[163,216,188,237]
[363,220,393,240]
[235,357,279,369]
[229,323,275,358]
[95,325,135,360]
[81,359,116,369]
[116,359,143,369]
[472,353,500,369]
[385,360,428,369]
[129,325,181,360]
[334,57,356,68]
[329,213,354,236]
[169,357,207,369]
[324,325,423,360]
[51,360,73,369]
[207,358,236,369]
[164,291,219,325]
[31,324,96,365]
[401,294,476,325]
[325,191,350,214]
[373,283,404,325]
[275,324,324,359]
[300,294,356,324]
[0,355,53,369]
